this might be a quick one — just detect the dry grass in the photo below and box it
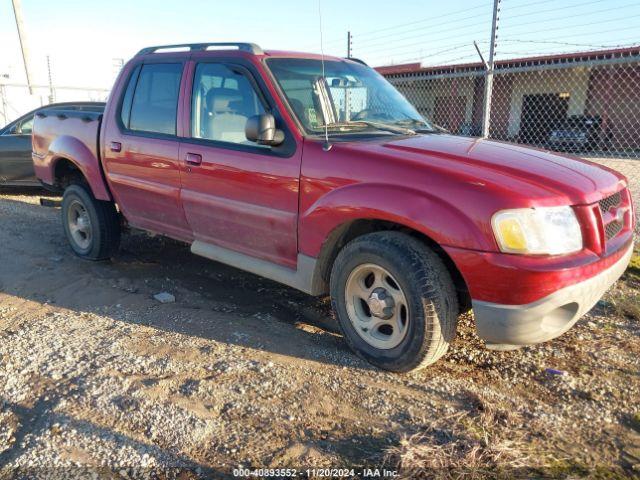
[611,248,640,321]
[628,248,640,275]
[384,394,538,479]
[611,293,640,321]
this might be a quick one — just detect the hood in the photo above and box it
[354,134,626,205]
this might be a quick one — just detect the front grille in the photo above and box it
[598,192,621,215]
[605,220,623,241]
[598,190,627,244]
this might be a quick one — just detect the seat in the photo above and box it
[205,88,249,143]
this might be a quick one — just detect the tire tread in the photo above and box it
[62,183,120,260]
[330,231,458,372]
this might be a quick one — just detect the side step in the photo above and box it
[190,240,325,295]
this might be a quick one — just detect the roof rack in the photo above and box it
[136,42,263,56]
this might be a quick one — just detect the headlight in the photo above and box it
[492,206,583,255]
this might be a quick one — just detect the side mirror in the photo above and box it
[245,113,284,146]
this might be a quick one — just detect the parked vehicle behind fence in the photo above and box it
[547,115,611,153]
[31,43,634,372]
[0,102,105,186]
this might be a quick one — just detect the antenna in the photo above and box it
[318,0,332,151]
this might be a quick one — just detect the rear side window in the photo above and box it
[128,63,182,135]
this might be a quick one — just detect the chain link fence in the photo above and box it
[381,50,640,229]
[0,84,110,126]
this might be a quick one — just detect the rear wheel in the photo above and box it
[330,231,458,372]
[61,183,120,260]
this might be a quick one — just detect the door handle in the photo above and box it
[185,152,202,166]
[109,141,122,152]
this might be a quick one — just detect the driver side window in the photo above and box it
[5,116,34,135]
[191,63,266,145]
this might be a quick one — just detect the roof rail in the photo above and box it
[136,42,263,56]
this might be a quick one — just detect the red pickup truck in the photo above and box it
[32,43,634,372]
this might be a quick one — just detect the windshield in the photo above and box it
[266,58,434,135]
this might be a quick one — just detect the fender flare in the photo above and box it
[47,135,111,201]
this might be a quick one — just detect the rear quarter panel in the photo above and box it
[32,113,111,200]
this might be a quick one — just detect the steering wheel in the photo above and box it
[352,109,393,121]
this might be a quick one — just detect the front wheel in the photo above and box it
[330,232,458,372]
[61,183,121,260]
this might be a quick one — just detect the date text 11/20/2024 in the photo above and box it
[233,468,399,477]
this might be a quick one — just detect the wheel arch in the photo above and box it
[312,217,471,313]
[301,183,485,310]
[46,135,112,201]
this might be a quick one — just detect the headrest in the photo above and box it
[206,88,243,112]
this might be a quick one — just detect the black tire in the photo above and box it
[330,231,458,372]
[61,183,120,260]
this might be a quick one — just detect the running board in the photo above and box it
[190,240,323,295]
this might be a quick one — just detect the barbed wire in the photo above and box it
[344,0,640,68]
[498,6,640,34]
[297,0,492,51]
[499,0,610,20]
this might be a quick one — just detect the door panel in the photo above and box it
[0,134,35,183]
[179,61,301,268]
[179,143,300,267]
[105,137,191,239]
[102,61,192,241]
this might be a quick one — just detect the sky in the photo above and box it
[0,0,638,115]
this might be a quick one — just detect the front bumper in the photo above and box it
[472,243,633,346]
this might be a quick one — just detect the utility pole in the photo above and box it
[481,0,500,138]
[347,31,352,58]
[0,84,8,126]
[11,0,34,95]
[46,55,55,104]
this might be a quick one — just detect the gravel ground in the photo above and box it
[0,189,638,479]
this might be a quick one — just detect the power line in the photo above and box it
[498,6,640,33]
[494,42,640,57]
[499,0,609,21]
[298,2,491,52]
[356,27,488,57]
[501,0,599,11]
[355,20,489,55]
[353,10,493,50]
[501,23,640,43]
[499,38,640,50]
[355,1,627,58]
[369,43,482,66]
[374,52,481,68]
[355,0,491,39]
[499,12,640,37]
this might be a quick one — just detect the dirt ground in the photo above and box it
[0,189,638,479]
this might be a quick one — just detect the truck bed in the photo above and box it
[32,107,104,187]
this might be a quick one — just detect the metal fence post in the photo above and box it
[481,0,500,138]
